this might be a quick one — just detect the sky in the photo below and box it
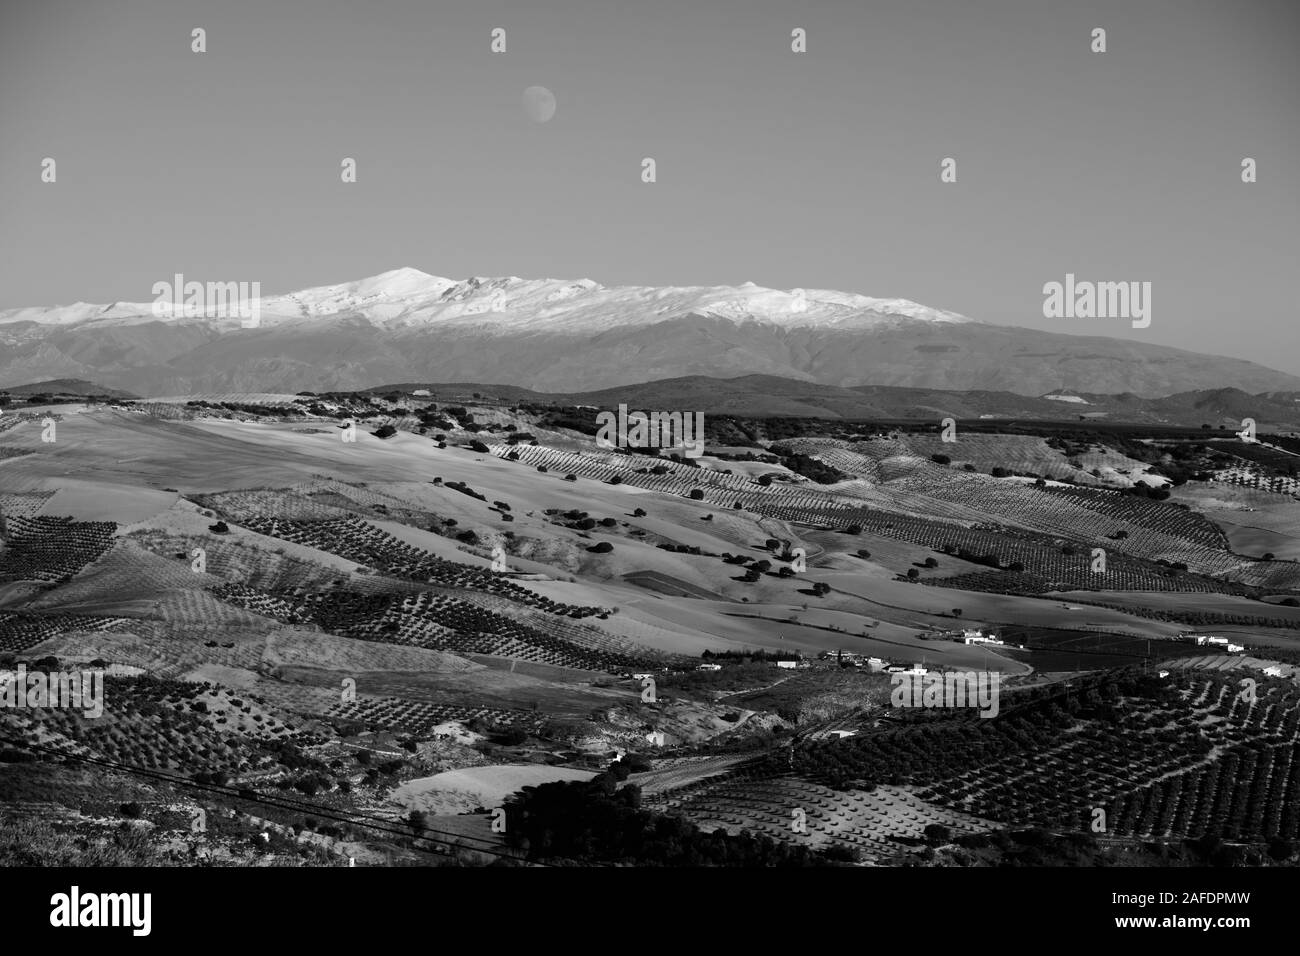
[1,0,1297,371]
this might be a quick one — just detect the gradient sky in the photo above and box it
[1,0,1297,371]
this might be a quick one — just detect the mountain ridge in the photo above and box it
[2,268,1296,398]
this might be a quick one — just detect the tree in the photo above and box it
[951,608,963,618]
[906,568,920,580]
[923,823,951,846]
[688,489,705,500]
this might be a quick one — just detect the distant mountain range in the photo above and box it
[369,375,1300,429]
[3,267,1298,398]
[4,373,1296,429]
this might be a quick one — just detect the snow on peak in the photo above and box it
[0,270,977,334]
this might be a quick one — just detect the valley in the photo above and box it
[3,381,1300,866]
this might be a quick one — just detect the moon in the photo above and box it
[522,86,556,123]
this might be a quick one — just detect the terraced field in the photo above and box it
[325,694,549,736]
[210,579,658,672]
[0,611,132,654]
[0,516,117,584]
[634,667,1300,855]
[642,766,991,861]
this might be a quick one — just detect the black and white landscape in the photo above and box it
[2,0,1299,888]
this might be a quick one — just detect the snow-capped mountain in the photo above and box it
[1,268,1297,397]
[0,267,976,333]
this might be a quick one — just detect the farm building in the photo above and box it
[775,660,798,669]
[696,663,722,671]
